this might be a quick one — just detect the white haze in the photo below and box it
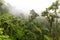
[4,0,56,16]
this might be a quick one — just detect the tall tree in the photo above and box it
[41,0,60,40]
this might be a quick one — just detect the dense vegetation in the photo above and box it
[0,0,60,40]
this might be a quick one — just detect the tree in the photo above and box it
[29,9,39,22]
[0,0,9,14]
[41,0,60,40]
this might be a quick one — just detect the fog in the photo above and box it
[4,0,56,16]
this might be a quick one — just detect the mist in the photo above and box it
[4,0,56,16]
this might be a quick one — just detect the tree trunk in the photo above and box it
[50,21,56,40]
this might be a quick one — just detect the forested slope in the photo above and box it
[0,0,60,40]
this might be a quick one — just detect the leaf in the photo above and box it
[44,35,52,40]
[0,28,4,31]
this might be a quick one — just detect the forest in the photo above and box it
[0,0,60,40]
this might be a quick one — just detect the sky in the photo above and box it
[4,0,56,15]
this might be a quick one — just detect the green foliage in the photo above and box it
[29,9,39,21]
[41,0,60,40]
[0,28,12,40]
[42,10,48,16]
[48,1,58,10]
[0,0,60,40]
